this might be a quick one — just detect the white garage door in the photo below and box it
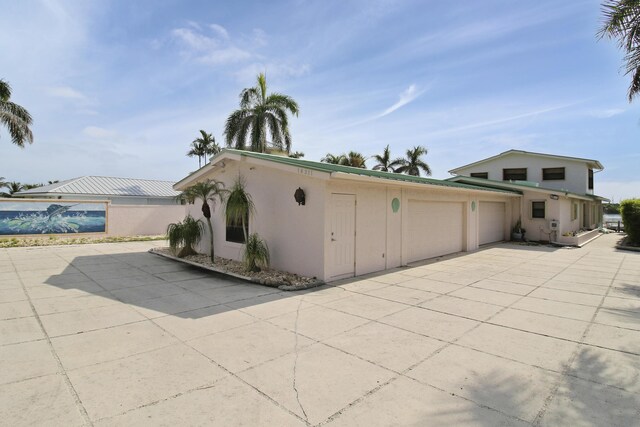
[479,201,505,245]
[407,201,464,263]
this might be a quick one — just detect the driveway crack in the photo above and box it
[292,297,308,421]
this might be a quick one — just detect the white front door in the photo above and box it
[329,194,356,279]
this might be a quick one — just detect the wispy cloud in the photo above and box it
[235,62,311,82]
[171,23,251,65]
[46,86,87,100]
[588,108,625,118]
[83,126,117,139]
[376,84,424,118]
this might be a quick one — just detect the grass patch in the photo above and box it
[0,235,165,248]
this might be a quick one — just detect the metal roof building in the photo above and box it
[16,176,181,205]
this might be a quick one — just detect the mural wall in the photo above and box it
[0,200,107,235]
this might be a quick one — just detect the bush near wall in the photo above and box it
[620,199,640,244]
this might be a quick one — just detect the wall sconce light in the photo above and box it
[550,194,559,200]
[294,187,306,205]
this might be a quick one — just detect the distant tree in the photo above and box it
[0,79,33,147]
[224,73,299,153]
[0,177,6,189]
[321,153,347,165]
[343,151,367,168]
[187,130,220,168]
[396,146,432,176]
[0,181,23,197]
[321,151,366,168]
[289,151,305,158]
[599,1,640,101]
[47,180,59,185]
[22,183,42,190]
[372,145,403,172]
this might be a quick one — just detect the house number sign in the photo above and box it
[297,168,313,176]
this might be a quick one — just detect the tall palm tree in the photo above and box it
[180,180,227,262]
[0,181,23,197]
[599,1,640,101]
[0,79,33,147]
[396,146,432,177]
[224,176,255,245]
[224,73,299,154]
[187,130,220,168]
[372,145,403,172]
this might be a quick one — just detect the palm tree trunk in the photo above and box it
[206,218,214,262]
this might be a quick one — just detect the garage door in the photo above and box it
[407,201,464,263]
[479,201,505,245]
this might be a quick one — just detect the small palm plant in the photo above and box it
[167,215,203,258]
[180,180,227,262]
[243,233,270,272]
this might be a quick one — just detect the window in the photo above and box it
[542,167,565,180]
[571,202,578,221]
[503,168,527,181]
[226,214,248,244]
[532,201,545,219]
[588,169,594,190]
[470,172,488,179]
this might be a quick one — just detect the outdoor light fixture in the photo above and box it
[294,187,306,205]
[550,194,559,200]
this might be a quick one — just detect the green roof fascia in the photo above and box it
[224,149,520,195]
[446,175,608,201]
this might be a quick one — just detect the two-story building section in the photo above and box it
[447,150,608,244]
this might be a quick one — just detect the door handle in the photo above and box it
[331,238,336,242]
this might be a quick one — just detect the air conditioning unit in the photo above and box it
[549,219,560,231]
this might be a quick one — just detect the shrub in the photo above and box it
[620,199,640,244]
[243,233,270,272]
[167,215,204,258]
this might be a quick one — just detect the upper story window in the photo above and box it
[470,172,488,179]
[588,169,594,190]
[542,167,565,180]
[503,168,527,181]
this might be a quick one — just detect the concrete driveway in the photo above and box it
[1,234,639,426]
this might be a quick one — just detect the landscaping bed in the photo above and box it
[150,247,323,291]
[616,236,640,252]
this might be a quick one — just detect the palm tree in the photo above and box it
[396,146,432,176]
[321,153,347,165]
[0,79,33,147]
[224,176,255,245]
[187,130,220,168]
[289,151,305,159]
[0,181,23,197]
[180,180,227,262]
[344,151,367,168]
[372,145,403,172]
[224,73,299,154]
[599,1,640,101]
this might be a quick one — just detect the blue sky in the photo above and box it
[1,0,638,201]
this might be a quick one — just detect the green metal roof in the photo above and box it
[219,149,520,195]
[446,175,609,201]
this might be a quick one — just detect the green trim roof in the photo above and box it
[219,149,520,195]
[446,175,608,201]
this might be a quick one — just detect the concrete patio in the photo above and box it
[1,234,639,426]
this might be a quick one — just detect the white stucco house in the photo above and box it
[175,149,524,282]
[447,150,608,245]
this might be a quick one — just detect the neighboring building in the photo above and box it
[447,150,608,243]
[16,176,181,205]
[175,149,520,282]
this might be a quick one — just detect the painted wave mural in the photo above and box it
[0,201,106,235]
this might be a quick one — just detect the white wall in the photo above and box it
[454,153,593,194]
[186,159,327,280]
[108,204,187,236]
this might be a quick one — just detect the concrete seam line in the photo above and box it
[11,260,94,426]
